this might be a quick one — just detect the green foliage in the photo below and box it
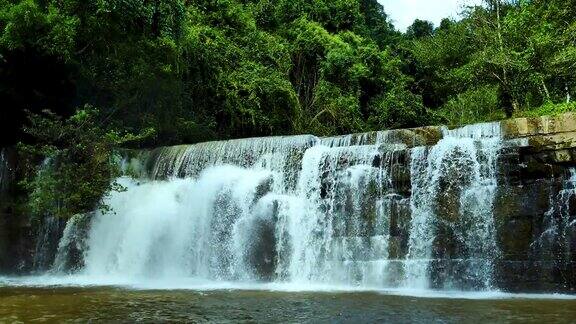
[223,61,299,134]
[0,0,79,60]
[436,85,505,126]
[18,107,154,219]
[368,87,427,129]
[517,102,576,118]
[406,19,433,40]
[306,80,363,135]
[2,0,423,147]
[2,0,574,147]
[404,18,476,109]
[403,0,575,119]
[358,0,399,48]
[2,0,575,220]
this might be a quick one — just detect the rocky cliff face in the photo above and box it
[0,148,15,270]
[495,114,576,292]
[0,148,31,272]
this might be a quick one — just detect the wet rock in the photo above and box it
[503,113,576,167]
[246,215,278,281]
[387,237,404,260]
[497,218,535,261]
[412,126,444,146]
[388,197,411,259]
[494,260,576,293]
[253,175,274,203]
[497,147,523,184]
[528,132,576,153]
[384,127,443,148]
[428,259,489,291]
[432,225,460,260]
[494,181,554,222]
[518,154,565,181]
[434,148,474,223]
[389,163,411,194]
[493,181,555,260]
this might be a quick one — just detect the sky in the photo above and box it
[378,0,483,32]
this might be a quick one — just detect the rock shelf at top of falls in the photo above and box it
[2,113,576,294]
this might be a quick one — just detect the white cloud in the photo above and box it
[378,0,483,32]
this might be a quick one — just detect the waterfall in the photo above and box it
[405,123,502,290]
[144,135,317,182]
[275,143,401,286]
[51,124,505,291]
[33,216,67,271]
[52,213,91,273]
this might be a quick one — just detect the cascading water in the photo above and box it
[52,213,91,273]
[275,143,401,286]
[51,124,505,291]
[405,123,502,290]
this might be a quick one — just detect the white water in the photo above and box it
[405,124,502,290]
[3,274,576,301]
[67,140,405,286]
[43,124,508,291]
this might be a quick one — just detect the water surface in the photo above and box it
[1,284,575,323]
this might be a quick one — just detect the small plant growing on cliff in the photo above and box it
[18,106,154,219]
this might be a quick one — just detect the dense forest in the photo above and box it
[1,0,575,217]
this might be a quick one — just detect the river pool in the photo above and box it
[1,278,575,323]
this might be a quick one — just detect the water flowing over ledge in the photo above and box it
[5,114,576,295]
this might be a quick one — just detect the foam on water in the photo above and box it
[1,275,575,301]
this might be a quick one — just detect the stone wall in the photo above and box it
[494,113,576,292]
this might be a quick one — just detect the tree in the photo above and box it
[406,19,434,40]
[469,0,524,116]
[358,0,399,48]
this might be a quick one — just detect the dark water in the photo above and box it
[1,287,575,323]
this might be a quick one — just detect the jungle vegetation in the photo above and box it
[1,0,575,217]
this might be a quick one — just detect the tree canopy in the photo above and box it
[0,0,574,147]
[2,0,575,218]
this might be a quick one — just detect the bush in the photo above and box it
[516,102,576,118]
[18,106,153,219]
